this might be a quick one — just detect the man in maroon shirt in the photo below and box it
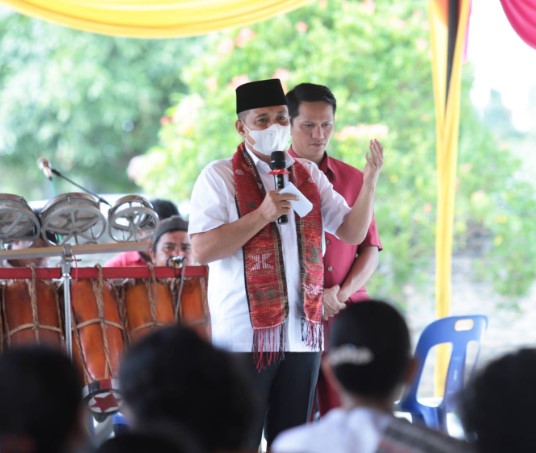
[286,83,383,415]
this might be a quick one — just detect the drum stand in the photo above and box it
[61,246,74,356]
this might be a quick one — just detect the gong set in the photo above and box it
[0,193,209,419]
[0,192,159,247]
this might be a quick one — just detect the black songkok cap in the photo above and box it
[152,215,189,251]
[235,79,288,114]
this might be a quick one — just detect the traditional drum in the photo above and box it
[1,268,63,349]
[70,267,124,418]
[0,258,209,418]
[175,270,211,340]
[123,267,175,344]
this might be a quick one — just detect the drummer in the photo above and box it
[104,198,179,267]
[150,215,193,266]
[1,228,58,268]
[2,237,51,268]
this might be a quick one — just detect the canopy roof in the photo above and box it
[0,0,310,38]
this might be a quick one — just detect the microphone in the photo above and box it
[36,157,112,207]
[270,151,288,225]
[166,256,186,267]
[37,157,53,180]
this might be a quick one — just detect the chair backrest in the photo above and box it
[398,314,488,430]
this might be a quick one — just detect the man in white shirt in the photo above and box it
[188,78,383,447]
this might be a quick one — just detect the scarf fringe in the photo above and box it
[301,317,323,351]
[253,325,285,371]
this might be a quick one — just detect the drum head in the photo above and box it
[107,195,158,242]
[40,193,106,245]
[0,194,40,245]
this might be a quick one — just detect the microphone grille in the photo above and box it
[36,157,50,169]
[270,151,286,170]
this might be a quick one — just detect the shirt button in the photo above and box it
[327,266,333,271]
[326,239,330,245]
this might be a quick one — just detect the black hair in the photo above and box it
[286,83,337,123]
[459,348,536,453]
[33,208,58,245]
[328,299,411,399]
[95,423,205,453]
[119,326,260,453]
[151,215,189,254]
[0,345,83,453]
[149,199,179,220]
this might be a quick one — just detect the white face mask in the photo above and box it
[243,123,291,156]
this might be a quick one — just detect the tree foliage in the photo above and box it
[0,7,204,200]
[135,0,536,300]
[0,1,533,301]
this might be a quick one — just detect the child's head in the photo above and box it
[459,348,536,453]
[327,299,412,399]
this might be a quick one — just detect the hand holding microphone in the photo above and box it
[270,151,290,225]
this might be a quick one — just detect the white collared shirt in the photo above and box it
[272,407,393,453]
[272,407,473,453]
[189,147,350,352]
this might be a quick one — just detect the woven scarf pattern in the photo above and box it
[232,143,324,369]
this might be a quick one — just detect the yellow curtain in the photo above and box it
[429,0,471,394]
[0,0,310,38]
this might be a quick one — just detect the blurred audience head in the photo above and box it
[459,348,536,453]
[0,344,85,453]
[326,299,412,404]
[149,198,179,220]
[119,325,259,452]
[95,421,205,453]
[150,215,192,266]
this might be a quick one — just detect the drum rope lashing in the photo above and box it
[93,265,113,379]
[173,264,187,322]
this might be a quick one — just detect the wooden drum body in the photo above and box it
[70,278,124,419]
[123,279,175,343]
[176,274,211,341]
[0,263,210,420]
[2,278,63,348]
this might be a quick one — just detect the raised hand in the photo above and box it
[364,138,384,187]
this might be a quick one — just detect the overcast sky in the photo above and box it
[468,0,536,131]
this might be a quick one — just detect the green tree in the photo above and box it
[0,7,204,200]
[137,0,536,302]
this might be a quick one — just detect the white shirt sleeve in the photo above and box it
[299,159,351,236]
[188,159,237,235]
